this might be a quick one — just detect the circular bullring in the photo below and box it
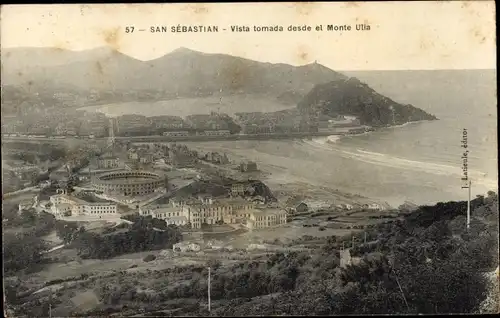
[93,170,165,196]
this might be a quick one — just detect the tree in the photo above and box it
[3,234,49,274]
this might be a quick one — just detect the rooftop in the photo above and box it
[54,203,72,209]
[75,192,110,203]
[142,205,178,213]
[250,208,286,217]
[54,193,115,206]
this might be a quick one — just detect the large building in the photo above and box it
[49,193,118,218]
[180,197,255,228]
[201,130,231,136]
[139,195,287,230]
[247,208,287,230]
[230,183,247,196]
[97,155,119,169]
[139,204,188,226]
[163,131,190,137]
[92,170,166,197]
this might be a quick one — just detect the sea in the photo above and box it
[84,70,498,207]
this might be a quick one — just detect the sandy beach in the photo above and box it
[186,142,386,208]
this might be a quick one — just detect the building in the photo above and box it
[53,203,72,217]
[173,242,201,252]
[295,202,309,213]
[139,204,187,226]
[97,156,119,169]
[205,152,230,164]
[127,150,139,161]
[231,183,246,196]
[10,165,41,181]
[18,196,37,213]
[150,116,186,129]
[286,198,309,213]
[180,197,255,229]
[240,161,258,172]
[163,131,189,137]
[49,193,118,218]
[142,195,283,230]
[202,130,231,136]
[92,170,166,197]
[39,180,52,188]
[336,203,354,211]
[138,152,154,164]
[364,203,382,210]
[247,208,287,230]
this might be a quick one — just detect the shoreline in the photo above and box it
[188,119,440,208]
[323,119,432,145]
[186,143,389,209]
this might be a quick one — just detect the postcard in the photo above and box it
[1,2,498,316]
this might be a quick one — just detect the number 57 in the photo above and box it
[125,26,134,33]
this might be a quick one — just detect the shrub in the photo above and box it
[143,254,156,262]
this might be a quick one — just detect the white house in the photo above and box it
[173,242,201,252]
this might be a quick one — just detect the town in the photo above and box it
[1,91,373,141]
[5,135,389,238]
[4,132,497,317]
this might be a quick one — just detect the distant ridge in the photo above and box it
[1,46,437,123]
[1,46,346,97]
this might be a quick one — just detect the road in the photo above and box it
[2,131,345,144]
[3,186,40,199]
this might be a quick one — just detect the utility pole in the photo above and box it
[49,303,52,318]
[388,259,410,312]
[364,231,367,244]
[208,266,211,312]
[467,180,472,230]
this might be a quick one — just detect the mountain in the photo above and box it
[341,69,497,119]
[1,46,347,99]
[1,47,145,91]
[297,77,438,126]
[1,85,62,116]
[2,46,438,124]
[141,47,348,98]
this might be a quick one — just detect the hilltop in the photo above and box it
[297,77,438,126]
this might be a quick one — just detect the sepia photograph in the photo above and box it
[1,2,498,316]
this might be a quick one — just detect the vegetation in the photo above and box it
[298,77,437,127]
[143,254,157,262]
[4,192,498,316]
[3,208,56,273]
[71,216,182,259]
[5,143,67,162]
[92,192,497,316]
[3,234,50,275]
[3,203,56,236]
[55,220,82,244]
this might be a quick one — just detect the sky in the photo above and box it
[0,2,496,70]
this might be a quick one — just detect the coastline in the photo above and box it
[188,118,448,208]
[324,119,430,145]
[187,143,390,209]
